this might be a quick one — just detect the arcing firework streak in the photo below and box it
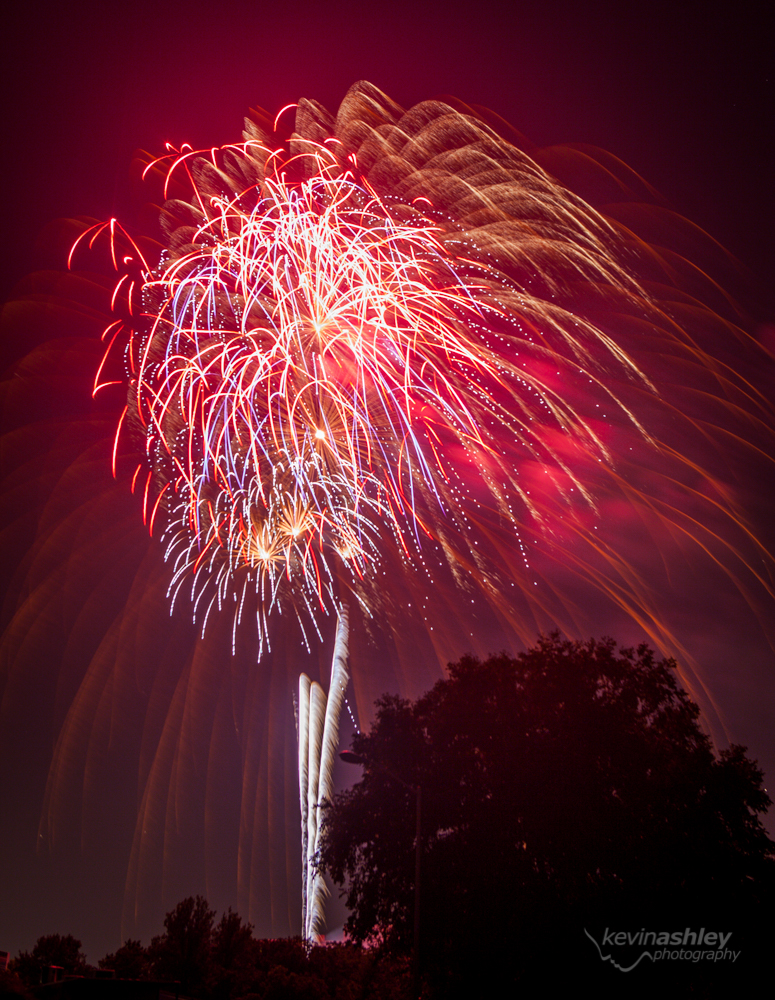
[77,82,771,658]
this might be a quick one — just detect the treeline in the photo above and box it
[7,897,407,999]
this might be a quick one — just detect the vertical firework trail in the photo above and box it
[298,606,349,939]
[3,82,773,939]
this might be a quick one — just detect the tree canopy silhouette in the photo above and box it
[146,896,216,993]
[319,635,775,993]
[12,934,86,985]
[93,897,408,999]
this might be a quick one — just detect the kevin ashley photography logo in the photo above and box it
[585,926,740,972]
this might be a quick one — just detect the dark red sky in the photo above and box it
[1,0,773,965]
[2,0,773,309]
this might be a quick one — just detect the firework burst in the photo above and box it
[5,82,773,941]
[81,83,693,666]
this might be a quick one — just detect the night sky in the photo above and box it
[1,0,773,965]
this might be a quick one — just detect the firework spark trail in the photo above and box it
[297,606,349,940]
[10,81,771,940]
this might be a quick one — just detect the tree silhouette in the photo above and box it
[147,896,215,993]
[320,635,775,994]
[13,935,86,985]
[209,909,255,1000]
[90,897,408,998]
[98,939,150,980]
